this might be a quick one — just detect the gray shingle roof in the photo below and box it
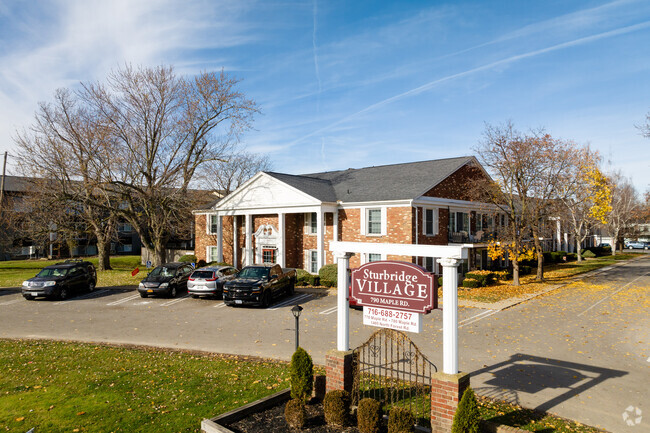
[265,156,474,202]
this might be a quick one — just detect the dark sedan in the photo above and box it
[138,262,193,298]
[22,260,97,300]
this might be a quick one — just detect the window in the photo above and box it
[367,209,382,235]
[122,244,132,253]
[208,215,219,235]
[118,223,133,233]
[305,213,317,234]
[262,248,276,264]
[368,253,382,262]
[207,246,219,262]
[449,211,469,232]
[309,250,318,273]
[424,257,435,272]
[424,208,438,235]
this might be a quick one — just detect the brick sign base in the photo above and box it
[431,371,470,433]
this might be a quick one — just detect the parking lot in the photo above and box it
[1,256,648,433]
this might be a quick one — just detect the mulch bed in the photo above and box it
[229,400,363,433]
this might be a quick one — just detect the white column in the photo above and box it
[336,252,353,351]
[278,212,285,267]
[555,219,561,251]
[317,210,325,270]
[233,216,238,268]
[217,215,223,262]
[333,209,339,243]
[245,214,252,266]
[439,257,460,374]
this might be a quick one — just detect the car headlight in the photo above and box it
[138,283,144,288]
[43,281,56,287]
[22,281,31,287]
[159,283,169,288]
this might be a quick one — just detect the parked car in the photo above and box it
[137,262,193,298]
[22,259,97,300]
[187,265,239,299]
[627,241,648,250]
[223,264,296,308]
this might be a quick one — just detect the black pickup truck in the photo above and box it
[223,264,296,308]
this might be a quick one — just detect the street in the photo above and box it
[0,256,648,433]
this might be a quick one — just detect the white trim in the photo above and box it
[206,245,219,263]
[362,206,385,236]
[414,196,498,211]
[338,199,412,209]
[423,207,439,236]
[215,204,337,217]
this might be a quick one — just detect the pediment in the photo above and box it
[215,172,321,211]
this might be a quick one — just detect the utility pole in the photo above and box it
[0,151,7,210]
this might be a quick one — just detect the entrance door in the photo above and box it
[262,247,276,264]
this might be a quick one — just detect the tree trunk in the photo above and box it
[154,240,166,267]
[611,228,619,256]
[533,234,544,281]
[96,236,112,271]
[512,260,520,286]
[576,241,583,262]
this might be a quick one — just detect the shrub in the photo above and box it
[357,398,382,433]
[387,407,414,433]
[582,249,596,258]
[519,265,532,275]
[462,278,481,288]
[296,269,320,286]
[196,260,207,268]
[318,263,338,287]
[290,347,313,402]
[178,254,197,263]
[323,389,350,426]
[494,270,512,281]
[284,398,306,429]
[465,270,495,286]
[590,246,611,256]
[451,387,480,433]
[566,253,577,261]
[437,276,443,287]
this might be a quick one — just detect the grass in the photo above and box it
[478,395,605,433]
[0,339,291,433]
[0,255,144,288]
[454,253,640,303]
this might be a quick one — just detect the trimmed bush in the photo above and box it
[582,249,596,258]
[590,246,612,257]
[451,387,480,433]
[357,398,382,433]
[387,407,414,433]
[465,270,496,286]
[209,261,231,267]
[284,398,306,429]
[462,278,481,288]
[290,347,313,402]
[178,254,197,263]
[437,276,443,287]
[296,269,320,286]
[566,253,577,262]
[318,263,338,287]
[196,259,207,268]
[494,270,512,281]
[323,389,350,426]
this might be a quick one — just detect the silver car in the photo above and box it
[187,266,239,299]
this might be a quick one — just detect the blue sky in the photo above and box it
[1,0,649,193]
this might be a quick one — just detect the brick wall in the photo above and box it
[430,372,470,433]
[325,350,355,394]
[423,163,486,200]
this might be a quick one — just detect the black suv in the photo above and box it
[22,260,97,300]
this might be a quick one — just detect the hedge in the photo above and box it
[318,264,337,287]
[464,270,495,286]
[178,254,197,263]
[296,269,320,286]
[462,278,481,288]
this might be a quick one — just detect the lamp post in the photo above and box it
[291,304,303,350]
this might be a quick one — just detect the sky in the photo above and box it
[1,0,649,193]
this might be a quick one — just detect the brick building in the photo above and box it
[193,156,504,274]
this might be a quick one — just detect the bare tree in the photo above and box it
[198,151,272,196]
[82,65,258,266]
[606,173,639,254]
[14,89,119,270]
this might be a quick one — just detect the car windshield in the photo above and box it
[37,268,68,277]
[238,267,269,279]
[191,271,214,279]
[149,266,176,278]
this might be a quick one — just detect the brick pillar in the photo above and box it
[430,371,470,433]
[325,349,355,393]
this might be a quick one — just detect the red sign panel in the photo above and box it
[350,261,437,314]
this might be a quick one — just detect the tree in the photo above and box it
[474,122,578,284]
[198,151,272,196]
[82,65,258,266]
[605,173,639,254]
[557,152,612,261]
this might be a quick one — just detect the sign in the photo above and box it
[131,267,140,276]
[351,260,437,313]
[191,262,196,268]
[146,260,152,268]
[363,306,422,333]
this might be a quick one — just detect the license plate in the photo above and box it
[235,300,243,304]
[195,285,205,290]
[147,289,153,293]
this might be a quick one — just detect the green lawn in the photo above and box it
[0,339,290,432]
[0,255,144,288]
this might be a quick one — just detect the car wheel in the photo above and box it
[140,292,148,298]
[261,291,271,308]
[169,286,177,298]
[88,281,96,292]
[59,287,68,300]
